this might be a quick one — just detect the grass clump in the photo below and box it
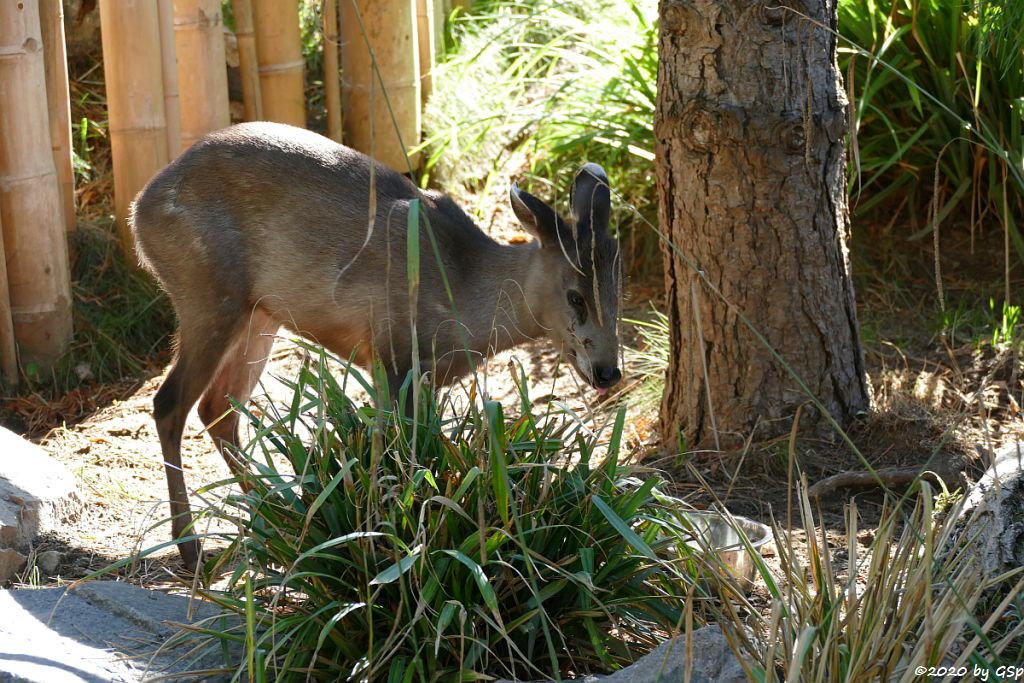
[185,350,710,681]
[936,296,1023,348]
[710,480,1024,681]
[61,221,173,385]
[624,307,670,413]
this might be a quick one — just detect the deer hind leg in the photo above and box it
[197,307,278,480]
[154,313,245,569]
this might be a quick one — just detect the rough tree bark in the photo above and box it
[655,0,869,449]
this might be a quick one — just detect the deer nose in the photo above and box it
[593,365,622,389]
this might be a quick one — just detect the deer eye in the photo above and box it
[567,290,588,324]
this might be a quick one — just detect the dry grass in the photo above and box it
[705,481,1024,681]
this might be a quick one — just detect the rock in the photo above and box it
[0,548,26,583]
[599,626,746,683]
[951,441,1024,579]
[496,625,747,683]
[74,362,94,382]
[36,550,62,576]
[0,426,83,551]
[0,581,238,682]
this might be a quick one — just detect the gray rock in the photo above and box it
[952,441,1024,578]
[598,627,746,683]
[70,581,225,639]
[35,550,62,576]
[0,427,82,551]
[0,581,237,682]
[0,548,26,583]
[496,625,747,683]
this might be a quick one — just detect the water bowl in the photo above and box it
[679,510,772,590]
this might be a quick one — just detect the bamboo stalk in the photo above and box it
[324,0,342,141]
[39,0,75,234]
[99,0,170,259]
[173,0,230,151]
[341,0,421,170]
[251,0,305,126]
[432,0,446,60]
[0,1,73,369]
[231,0,263,121]
[0,212,19,388]
[416,0,435,105]
[157,0,182,158]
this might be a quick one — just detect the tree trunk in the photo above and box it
[251,0,305,127]
[655,0,868,450]
[157,0,182,158]
[0,211,19,388]
[416,0,435,104]
[323,0,342,142]
[230,0,263,122]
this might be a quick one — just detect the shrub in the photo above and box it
[420,0,657,236]
[624,307,670,413]
[839,0,1024,265]
[713,480,1024,681]
[183,349,711,681]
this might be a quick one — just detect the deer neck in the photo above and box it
[463,241,547,356]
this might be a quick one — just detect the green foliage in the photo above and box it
[839,0,1024,263]
[69,224,172,380]
[24,221,173,392]
[71,115,103,184]
[299,0,328,132]
[424,0,1022,274]
[186,348,707,681]
[422,0,1024,293]
[933,296,1023,347]
[420,0,657,231]
[990,298,1021,346]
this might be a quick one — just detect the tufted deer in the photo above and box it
[130,122,622,567]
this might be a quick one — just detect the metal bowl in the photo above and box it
[678,510,772,590]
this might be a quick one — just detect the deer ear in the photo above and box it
[510,183,560,246]
[571,163,610,233]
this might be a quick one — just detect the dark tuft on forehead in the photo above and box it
[578,234,618,273]
[565,226,620,327]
